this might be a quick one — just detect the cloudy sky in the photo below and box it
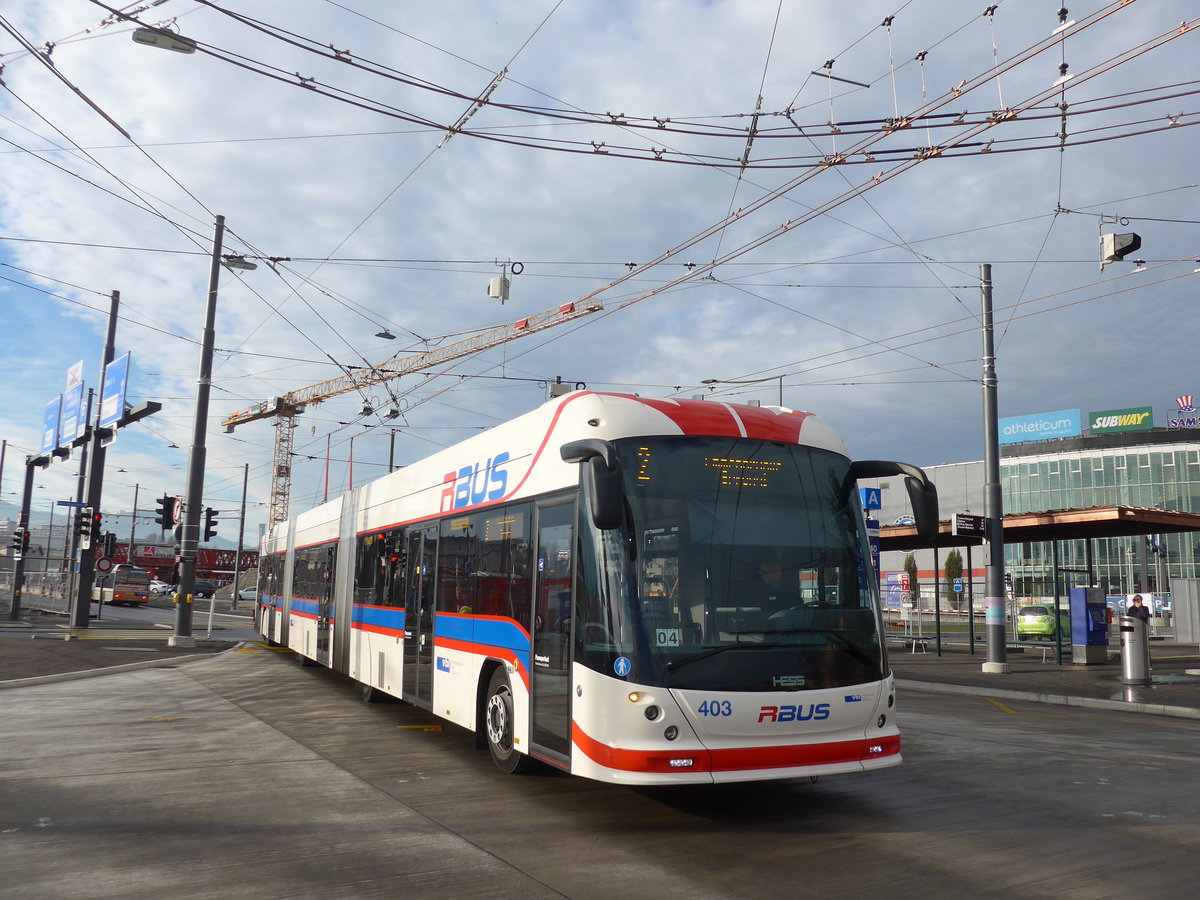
[2,0,1197,540]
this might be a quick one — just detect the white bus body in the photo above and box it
[256,391,936,785]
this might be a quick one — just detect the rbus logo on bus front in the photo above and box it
[758,703,830,723]
[440,452,511,512]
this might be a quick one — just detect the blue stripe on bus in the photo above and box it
[436,612,532,672]
[291,597,320,617]
[351,604,406,635]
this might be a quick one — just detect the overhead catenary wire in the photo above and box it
[4,1,1195,508]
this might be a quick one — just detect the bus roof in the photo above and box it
[268,391,847,546]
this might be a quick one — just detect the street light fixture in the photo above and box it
[132,27,197,54]
[222,255,257,271]
[701,374,786,406]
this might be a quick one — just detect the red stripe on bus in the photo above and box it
[435,637,530,690]
[707,735,900,771]
[630,397,812,443]
[350,621,404,638]
[571,723,899,773]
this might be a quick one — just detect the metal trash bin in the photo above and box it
[1119,615,1152,686]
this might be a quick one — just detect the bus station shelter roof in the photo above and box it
[878,505,1200,552]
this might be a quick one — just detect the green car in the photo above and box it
[1016,604,1066,640]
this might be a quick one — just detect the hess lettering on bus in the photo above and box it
[441,452,511,512]
[758,703,831,723]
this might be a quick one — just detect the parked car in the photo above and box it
[1016,604,1066,640]
[194,580,216,599]
[149,579,173,596]
[237,586,258,602]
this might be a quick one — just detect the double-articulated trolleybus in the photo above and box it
[256,391,937,785]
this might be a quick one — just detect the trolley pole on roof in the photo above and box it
[980,263,1010,674]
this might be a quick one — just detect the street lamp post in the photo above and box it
[980,263,1010,674]
[173,215,233,647]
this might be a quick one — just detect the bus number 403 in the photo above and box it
[697,700,732,717]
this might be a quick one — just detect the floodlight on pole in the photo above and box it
[1099,232,1142,271]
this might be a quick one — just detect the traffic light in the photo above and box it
[154,494,175,528]
[11,530,28,555]
[78,507,93,547]
[89,509,102,542]
[102,532,117,557]
[203,507,219,542]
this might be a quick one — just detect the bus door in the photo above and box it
[530,500,575,763]
[315,546,335,667]
[262,560,278,641]
[403,526,437,708]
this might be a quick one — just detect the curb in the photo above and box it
[896,677,1200,722]
[0,642,247,690]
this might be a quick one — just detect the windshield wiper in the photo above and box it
[666,642,783,672]
[755,627,875,667]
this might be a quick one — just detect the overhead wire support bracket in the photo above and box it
[437,67,507,149]
[808,69,870,89]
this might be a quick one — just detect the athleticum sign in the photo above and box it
[1088,406,1153,434]
[999,409,1081,445]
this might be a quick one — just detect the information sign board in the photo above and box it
[99,352,131,429]
[952,513,986,537]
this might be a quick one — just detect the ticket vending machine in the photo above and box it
[1069,586,1108,665]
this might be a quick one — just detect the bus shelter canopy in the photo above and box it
[878,505,1200,552]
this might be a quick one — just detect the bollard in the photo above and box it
[1119,615,1152,686]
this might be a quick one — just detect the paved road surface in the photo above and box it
[3,646,1198,899]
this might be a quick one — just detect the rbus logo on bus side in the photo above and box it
[758,703,831,723]
[440,452,511,512]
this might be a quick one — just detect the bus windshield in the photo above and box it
[574,436,886,692]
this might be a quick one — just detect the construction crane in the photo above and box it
[221,299,600,529]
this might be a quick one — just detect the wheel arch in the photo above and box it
[474,657,507,749]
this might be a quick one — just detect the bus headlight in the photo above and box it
[664,725,679,741]
[644,705,661,721]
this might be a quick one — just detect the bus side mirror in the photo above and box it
[560,439,625,530]
[903,474,939,541]
[845,460,939,542]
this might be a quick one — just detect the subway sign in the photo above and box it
[999,409,1081,445]
[1087,406,1153,434]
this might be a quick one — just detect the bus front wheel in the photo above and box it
[484,667,536,775]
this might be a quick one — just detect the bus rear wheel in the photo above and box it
[360,682,390,703]
[484,667,536,774]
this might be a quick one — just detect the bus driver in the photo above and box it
[748,555,801,617]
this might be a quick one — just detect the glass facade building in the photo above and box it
[873,428,1200,603]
